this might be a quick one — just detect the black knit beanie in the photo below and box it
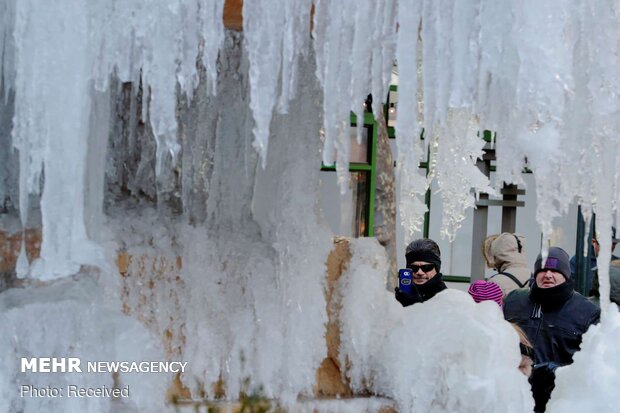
[406,249,441,273]
[534,247,571,280]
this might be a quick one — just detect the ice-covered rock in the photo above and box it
[0,274,169,413]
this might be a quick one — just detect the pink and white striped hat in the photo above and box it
[468,280,504,308]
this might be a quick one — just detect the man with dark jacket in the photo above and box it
[569,226,619,294]
[589,259,620,309]
[394,238,447,306]
[504,247,600,412]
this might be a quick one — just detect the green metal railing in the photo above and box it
[442,275,471,284]
[321,112,377,237]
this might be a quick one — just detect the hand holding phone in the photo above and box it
[398,268,413,295]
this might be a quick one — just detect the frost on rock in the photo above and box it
[337,238,534,412]
[178,47,332,406]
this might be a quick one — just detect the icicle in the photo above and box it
[314,0,398,193]
[12,0,99,279]
[434,110,495,241]
[314,0,354,192]
[447,0,481,108]
[139,0,184,177]
[243,0,285,168]
[370,0,398,122]
[395,0,427,241]
[349,0,373,146]
[583,2,620,319]
[276,0,312,114]
[15,238,28,277]
[198,0,225,95]
[176,0,201,99]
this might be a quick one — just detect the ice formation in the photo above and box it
[2,0,620,411]
[312,0,397,193]
[3,0,228,278]
[546,305,620,412]
[0,275,169,413]
[178,61,333,404]
[243,0,312,167]
[3,0,620,277]
[393,0,428,241]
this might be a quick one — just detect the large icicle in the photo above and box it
[243,0,313,167]
[370,0,398,122]
[433,110,495,241]
[12,0,102,279]
[394,0,427,241]
[313,0,354,193]
[198,0,225,94]
[135,0,184,177]
[242,0,280,168]
[276,0,312,114]
[313,0,397,193]
[6,0,226,279]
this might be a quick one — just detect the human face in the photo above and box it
[535,269,566,289]
[409,261,437,285]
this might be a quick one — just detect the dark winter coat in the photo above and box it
[506,265,600,412]
[569,252,619,294]
[589,259,620,308]
[503,283,600,367]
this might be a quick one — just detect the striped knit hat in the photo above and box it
[468,280,504,308]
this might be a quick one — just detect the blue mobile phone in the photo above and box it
[399,269,413,294]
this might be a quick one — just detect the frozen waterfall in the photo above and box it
[2,0,620,412]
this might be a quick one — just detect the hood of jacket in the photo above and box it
[490,233,530,277]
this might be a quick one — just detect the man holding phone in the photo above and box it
[395,238,447,307]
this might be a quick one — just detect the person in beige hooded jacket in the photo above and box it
[483,233,531,295]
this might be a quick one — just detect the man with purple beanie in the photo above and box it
[504,246,600,412]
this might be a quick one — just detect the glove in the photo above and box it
[530,362,560,413]
[394,287,422,307]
